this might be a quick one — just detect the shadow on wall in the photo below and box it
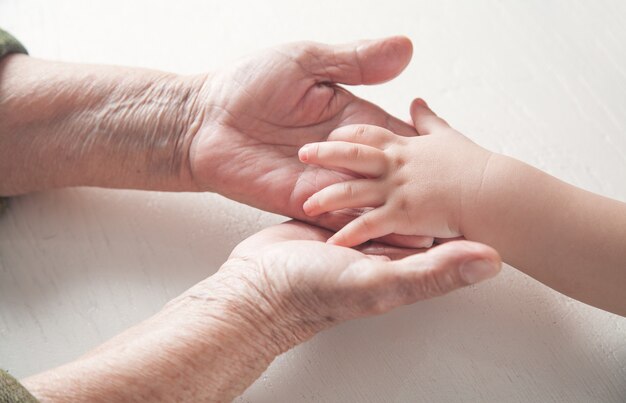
[239,267,626,402]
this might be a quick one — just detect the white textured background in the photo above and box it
[1,0,625,401]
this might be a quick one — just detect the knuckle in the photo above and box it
[348,144,361,160]
[359,215,373,232]
[386,148,406,168]
[342,182,356,199]
[393,155,406,168]
[354,125,368,139]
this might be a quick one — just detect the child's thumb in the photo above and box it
[410,98,450,135]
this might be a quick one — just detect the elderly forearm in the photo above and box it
[0,54,206,195]
[21,269,295,402]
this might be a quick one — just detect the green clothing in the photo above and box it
[1,28,37,403]
[0,370,37,403]
[0,28,27,216]
[0,28,27,58]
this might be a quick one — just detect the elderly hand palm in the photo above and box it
[188,38,431,247]
[209,221,501,345]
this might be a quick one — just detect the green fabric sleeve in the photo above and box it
[0,28,28,215]
[0,32,38,402]
[0,370,38,403]
[0,28,28,58]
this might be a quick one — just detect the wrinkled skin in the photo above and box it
[208,221,501,346]
[23,221,500,403]
[189,37,432,247]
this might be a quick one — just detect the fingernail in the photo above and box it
[299,146,309,162]
[415,98,428,107]
[460,259,498,284]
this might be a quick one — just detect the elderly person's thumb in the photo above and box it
[347,240,502,315]
[292,36,413,86]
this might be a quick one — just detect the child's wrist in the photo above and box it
[460,151,511,238]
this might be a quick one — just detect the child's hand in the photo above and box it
[298,99,493,247]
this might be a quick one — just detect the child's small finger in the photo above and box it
[299,141,387,177]
[376,234,435,249]
[303,180,385,216]
[327,208,393,247]
[328,124,396,149]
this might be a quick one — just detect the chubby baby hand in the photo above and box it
[299,99,493,247]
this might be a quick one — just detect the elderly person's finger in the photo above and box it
[293,36,413,85]
[344,241,501,316]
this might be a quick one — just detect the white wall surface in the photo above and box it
[1,0,625,401]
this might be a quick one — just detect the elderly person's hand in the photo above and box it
[0,37,430,247]
[22,221,501,402]
[188,38,428,245]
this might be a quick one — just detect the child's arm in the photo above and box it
[298,99,626,316]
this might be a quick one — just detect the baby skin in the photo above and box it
[299,99,626,316]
